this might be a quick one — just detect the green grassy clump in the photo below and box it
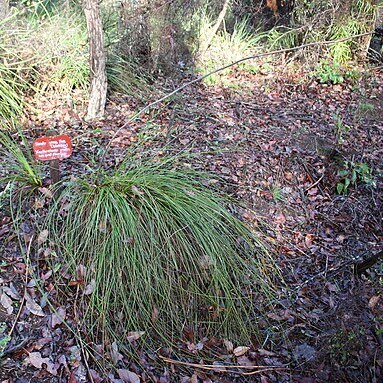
[0,16,31,127]
[0,130,42,189]
[197,16,262,84]
[0,2,147,115]
[48,159,279,348]
[0,61,26,127]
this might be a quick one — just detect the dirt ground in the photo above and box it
[0,66,382,382]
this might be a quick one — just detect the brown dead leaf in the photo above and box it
[223,339,234,353]
[38,187,54,198]
[126,331,145,343]
[51,307,66,328]
[89,369,104,383]
[76,264,86,279]
[131,185,144,196]
[24,351,57,375]
[304,233,315,248]
[233,346,250,356]
[68,371,78,383]
[25,294,45,317]
[3,284,20,300]
[0,292,13,314]
[368,295,380,310]
[274,212,286,225]
[117,369,140,383]
[37,229,49,245]
[151,306,159,323]
[34,337,53,350]
[84,279,96,295]
[110,341,123,364]
[33,198,45,209]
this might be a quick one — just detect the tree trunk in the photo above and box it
[0,0,9,20]
[200,0,231,54]
[82,0,107,120]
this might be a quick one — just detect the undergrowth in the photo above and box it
[0,130,280,352]
[0,130,42,188]
[196,14,262,84]
[0,2,147,121]
[47,159,279,348]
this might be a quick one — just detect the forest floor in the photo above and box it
[0,65,382,383]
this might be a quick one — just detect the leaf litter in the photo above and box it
[0,67,382,382]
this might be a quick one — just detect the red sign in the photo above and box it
[33,135,72,161]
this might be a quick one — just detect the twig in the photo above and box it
[8,236,33,338]
[1,337,35,357]
[243,367,287,375]
[305,174,324,192]
[159,355,287,375]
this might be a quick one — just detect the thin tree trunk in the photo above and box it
[200,0,231,54]
[82,0,107,120]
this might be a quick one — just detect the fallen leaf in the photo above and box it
[84,279,96,295]
[223,339,233,353]
[37,229,49,245]
[108,374,123,383]
[25,351,57,375]
[126,331,145,343]
[25,295,45,317]
[34,337,53,350]
[89,369,104,383]
[33,198,45,209]
[76,264,86,279]
[13,262,26,274]
[233,346,250,356]
[274,212,286,225]
[0,292,13,315]
[117,369,140,383]
[236,355,253,366]
[368,295,380,310]
[51,307,66,328]
[3,284,20,300]
[293,343,316,361]
[131,185,144,196]
[38,187,54,198]
[304,233,315,248]
[110,341,123,364]
[41,270,52,281]
[151,306,159,323]
[68,371,78,383]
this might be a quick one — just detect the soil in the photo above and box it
[0,66,382,383]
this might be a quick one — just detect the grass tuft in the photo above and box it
[0,130,42,189]
[48,159,279,348]
[197,16,262,84]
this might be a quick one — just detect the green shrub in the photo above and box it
[314,61,345,84]
[197,16,262,83]
[0,130,42,189]
[337,161,375,194]
[0,62,26,127]
[48,159,279,347]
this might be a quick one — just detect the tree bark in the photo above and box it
[200,0,231,54]
[82,0,107,120]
